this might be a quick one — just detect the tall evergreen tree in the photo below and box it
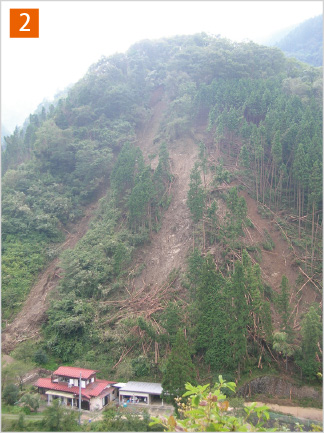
[111,142,142,198]
[195,254,231,372]
[198,141,208,187]
[162,329,196,405]
[277,275,292,335]
[308,159,322,272]
[187,163,205,223]
[273,331,296,371]
[128,166,155,230]
[297,306,322,380]
[230,261,249,380]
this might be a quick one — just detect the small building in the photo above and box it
[116,381,164,405]
[35,366,116,411]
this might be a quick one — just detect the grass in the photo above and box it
[295,397,323,409]
[41,358,59,371]
[1,403,45,416]
[2,413,44,419]
[1,405,24,415]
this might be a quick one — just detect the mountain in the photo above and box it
[1,124,12,149]
[1,34,322,394]
[273,15,323,66]
[261,23,297,46]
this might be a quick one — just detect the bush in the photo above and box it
[34,349,48,365]
[116,359,134,381]
[262,230,275,251]
[150,377,271,432]
[132,356,150,377]
[95,406,154,432]
[19,393,41,412]
[11,340,36,363]
[3,384,19,405]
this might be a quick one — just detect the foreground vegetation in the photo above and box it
[2,379,322,432]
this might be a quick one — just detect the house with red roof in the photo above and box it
[35,366,116,411]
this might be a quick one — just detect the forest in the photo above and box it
[274,15,323,67]
[1,32,322,431]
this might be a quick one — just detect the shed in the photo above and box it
[117,381,163,405]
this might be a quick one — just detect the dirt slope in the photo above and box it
[1,88,171,354]
[241,190,298,288]
[131,89,204,290]
[133,135,197,290]
[239,189,320,328]
[1,196,105,354]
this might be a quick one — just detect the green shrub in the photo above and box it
[262,230,275,251]
[3,384,19,405]
[34,349,48,365]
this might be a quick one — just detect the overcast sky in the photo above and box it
[1,1,322,132]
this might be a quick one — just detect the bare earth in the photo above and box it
[247,402,323,422]
[133,126,199,289]
[1,199,104,354]
[238,190,320,327]
[1,88,174,353]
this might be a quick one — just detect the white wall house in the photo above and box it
[35,366,116,411]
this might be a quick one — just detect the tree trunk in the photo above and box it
[269,161,274,208]
[310,201,315,273]
[155,342,159,364]
[203,219,206,251]
[298,185,301,238]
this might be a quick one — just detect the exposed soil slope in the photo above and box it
[131,89,210,291]
[239,189,320,327]
[1,196,104,354]
[132,135,198,290]
[1,88,171,354]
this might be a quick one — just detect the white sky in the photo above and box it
[1,1,322,132]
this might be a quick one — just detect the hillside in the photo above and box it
[273,15,323,66]
[1,124,11,149]
[1,34,322,392]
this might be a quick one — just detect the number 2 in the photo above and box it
[19,13,30,31]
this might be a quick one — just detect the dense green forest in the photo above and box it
[274,15,323,67]
[2,33,322,398]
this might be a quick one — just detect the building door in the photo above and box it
[81,400,90,410]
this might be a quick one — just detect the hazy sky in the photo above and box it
[1,1,322,132]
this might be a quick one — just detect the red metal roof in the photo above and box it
[35,377,116,400]
[86,380,115,397]
[53,366,98,380]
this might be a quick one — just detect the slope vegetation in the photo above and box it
[274,15,323,66]
[2,33,322,386]
[2,197,104,353]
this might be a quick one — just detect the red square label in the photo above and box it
[10,9,39,38]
